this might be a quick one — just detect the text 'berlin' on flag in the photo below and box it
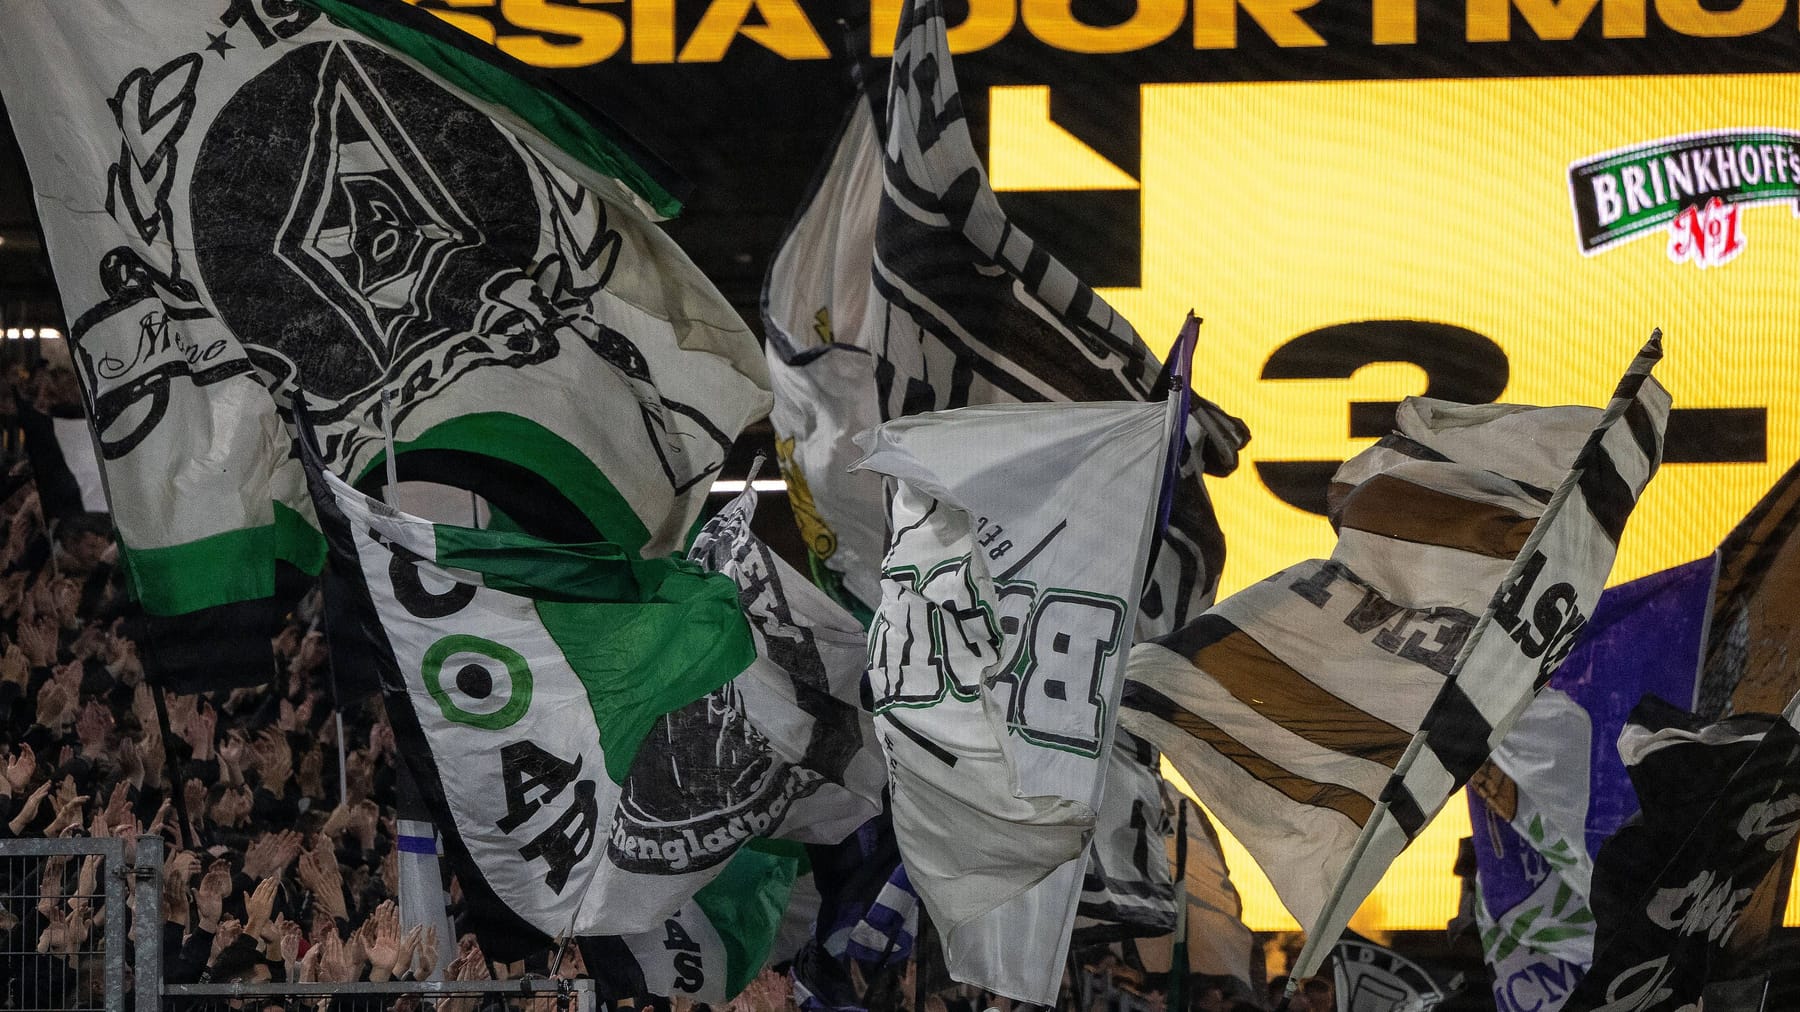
[0,0,769,688]
[1122,337,1669,976]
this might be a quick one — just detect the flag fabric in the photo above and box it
[762,0,1247,627]
[14,397,108,524]
[1134,793,1257,998]
[1467,558,1713,1012]
[584,843,801,1004]
[684,485,888,841]
[854,395,1178,1003]
[304,429,753,943]
[1121,339,1669,976]
[1331,935,1453,1011]
[302,423,877,978]
[1563,696,1800,1012]
[1073,731,1178,945]
[1700,458,1800,718]
[0,0,768,687]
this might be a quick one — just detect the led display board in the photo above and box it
[398,0,1800,932]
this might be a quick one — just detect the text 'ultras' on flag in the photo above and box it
[1122,337,1669,976]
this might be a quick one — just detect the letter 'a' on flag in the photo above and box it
[0,0,768,690]
[851,389,1183,1004]
[1122,336,1669,979]
[302,414,880,995]
[762,0,1247,630]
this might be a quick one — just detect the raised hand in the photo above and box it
[4,743,34,794]
[244,876,279,942]
[75,700,115,757]
[279,919,303,967]
[415,924,441,981]
[9,779,52,835]
[195,859,231,934]
[102,782,132,829]
[392,923,424,980]
[33,680,74,732]
[186,704,217,762]
[46,791,90,837]
[18,614,57,668]
[297,844,348,921]
[208,916,243,964]
[364,902,401,973]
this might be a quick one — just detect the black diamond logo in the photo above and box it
[276,42,475,364]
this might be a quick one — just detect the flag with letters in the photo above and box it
[762,0,1246,626]
[1122,338,1669,976]
[301,424,869,981]
[1467,558,1713,1012]
[854,393,1179,1004]
[1563,697,1800,1012]
[0,0,768,688]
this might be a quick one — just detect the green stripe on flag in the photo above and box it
[122,502,325,616]
[275,501,327,577]
[427,520,756,782]
[537,572,754,782]
[357,413,651,553]
[303,0,681,218]
[693,846,799,1000]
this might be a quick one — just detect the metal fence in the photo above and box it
[162,979,597,1012]
[0,834,129,1012]
[0,835,594,1012]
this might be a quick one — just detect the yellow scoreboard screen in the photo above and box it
[404,0,1800,933]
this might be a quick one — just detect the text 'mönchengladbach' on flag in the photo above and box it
[852,388,1183,1004]
[0,0,769,689]
[1122,337,1669,980]
[761,0,1247,629]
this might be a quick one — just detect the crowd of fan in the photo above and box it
[0,362,1312,1012]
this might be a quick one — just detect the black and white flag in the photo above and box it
[762,0,1246,627]
[0,0,769,686]
[1563,696,1800,1012]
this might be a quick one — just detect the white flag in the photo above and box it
[853,397,1176,1003]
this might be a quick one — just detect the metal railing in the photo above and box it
[162,979,597,1012]
[1,835,595,1012]
[0,834,129,1012]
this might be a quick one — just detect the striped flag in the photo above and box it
[1122,337,1669,977]
[761,0,1247,629]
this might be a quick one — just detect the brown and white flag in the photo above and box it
[1121,337,1669,974]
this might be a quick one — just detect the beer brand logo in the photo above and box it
[1569,129,1800,268]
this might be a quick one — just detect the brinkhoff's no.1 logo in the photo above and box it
[1569,129,1800,269]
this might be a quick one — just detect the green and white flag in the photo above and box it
[308,440,753,941]
[0,0,768,688]
[853,397,1178,1004]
